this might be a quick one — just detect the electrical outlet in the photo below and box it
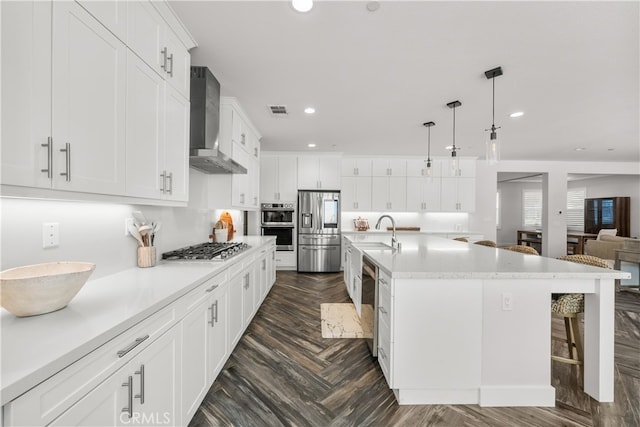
[125,218,134,236]
[502,292,513,311]
[42,223,59,248]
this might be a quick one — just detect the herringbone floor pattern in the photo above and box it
[189,272,640,427]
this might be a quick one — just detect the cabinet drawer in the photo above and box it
[4,305,178,426]
[377,285,391,328]
[377,314,392,386]
[378,270,392,296]
[181,272,227,312]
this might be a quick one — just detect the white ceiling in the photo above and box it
[171,1,639,163]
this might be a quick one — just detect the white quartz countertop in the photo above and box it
[345,234,631,280]
[0,236,274,405]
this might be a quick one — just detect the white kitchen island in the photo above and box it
[345,234,630,407]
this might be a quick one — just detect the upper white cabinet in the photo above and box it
[162,85,190,201]
[341,177,372,211]
[76,0,127,42]
[219,97,260,160]
[1,1,52,189]
[371,177,406,211]
[297,156,341,190]
[127,1,190,99]
[447,157,476,178]
[51,0,127,195]
[406,158,442,177]
[260,155,298,202]
[341,158,372,177]
[372,159,406,177]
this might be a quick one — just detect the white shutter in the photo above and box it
[567,188,586,231]
[522,189,542,227]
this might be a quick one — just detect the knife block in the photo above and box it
[137,247,156,268]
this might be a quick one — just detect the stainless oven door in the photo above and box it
[261,226,294,251]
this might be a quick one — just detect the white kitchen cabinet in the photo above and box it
[343,238,352,295]
[341,177,372,211]
[260,155,298,202]
[228,270,245,351]
[49,324,180,427]
[242,270,255,327]
[231,149,259,209]
[219,98,261,159]
[372,159,406,177]
[371,177,406,212]
[52,1,127,195]
[441,177,476,212]
[206,283,229,383]
[406,176,441,211]
[127,1,190,100]
[445,157,476,178]
[341,158,373,177]
[76,0,127,42]
[297,156,341,190]
[1,1,52,189]
[125,54,189,202]
[350,247,363,316]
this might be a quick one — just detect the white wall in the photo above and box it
[341,211,469,233]
[496,181,542,247]
[1,170,246,279]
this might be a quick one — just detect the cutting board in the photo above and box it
[387,226,420,231]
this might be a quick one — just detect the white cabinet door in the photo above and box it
[52,1,126,194]
[260,156,279,201]
[163,85,190,201]
[127,1,165,76]
[1,1,52,189]
[180,296,210,425]
[441,177,476,212]
[341,158,372,177]
[125,51,165,199]
[406,158,442,177]
[372,177,405,211]
[277,156,298,201]
[297,156,319,189]
[297,156,341,190]
[318,157,341,189]
[228,272,245,350]
[207,285,229,382]
[76,0,127,42]
[242,271,254,327]
[372,159,406,177]
[164,27,190,100]
[342,177,372,211]
[406,177,441,212]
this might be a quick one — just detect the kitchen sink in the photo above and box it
[353,242,394,250]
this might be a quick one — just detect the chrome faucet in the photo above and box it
[375,214,400,250]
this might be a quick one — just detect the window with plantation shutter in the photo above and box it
[522,189,542,227]
[567,188,586,231]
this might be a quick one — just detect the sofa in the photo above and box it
[584,234,635,261]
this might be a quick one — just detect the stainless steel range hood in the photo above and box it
[189,66,247,174]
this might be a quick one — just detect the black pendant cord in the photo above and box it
[492,77,495,131]
[427,126,431,162]
[452,105,456,153]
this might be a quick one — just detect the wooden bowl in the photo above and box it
[0,262,95,317]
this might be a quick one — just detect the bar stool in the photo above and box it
[452,237,468,242]
[503,245,539,255]
[474,240,497,247]
[553,254,611,377]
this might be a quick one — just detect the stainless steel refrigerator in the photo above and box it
[297,190,341,272]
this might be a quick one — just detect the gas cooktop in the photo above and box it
[161,242,250,261]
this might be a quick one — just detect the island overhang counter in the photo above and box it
[345,234,630,407]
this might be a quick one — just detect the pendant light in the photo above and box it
[422,121,435,180]
[447,100,462,176]
[292,0,313,12]
[485,66,503,164]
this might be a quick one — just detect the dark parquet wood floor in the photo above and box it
[188,272,640,427]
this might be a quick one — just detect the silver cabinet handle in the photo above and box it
[244,273,250,289]
[214,300,219,323]
[240,133,246,145]
[240,193,245,204]
[41,137,52,178]
[378,306,388,315]
[206,284,219,292]
[59,143,71,181]
[208,303,215,326]
[379,278,388,285]
[117,334,149,358]
[122,376,133,418]
[262,259,266,270]
[160,171,166,193]
[134,364,145,404]
[167,53,174,77]
[166,172,173,195]
[160,47,167,71]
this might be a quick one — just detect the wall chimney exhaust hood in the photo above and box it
[189,66,247,174]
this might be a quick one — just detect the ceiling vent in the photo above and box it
[268,105,288,117]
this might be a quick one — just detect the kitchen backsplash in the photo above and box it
[0,171,244,279]
[341,211,469,232]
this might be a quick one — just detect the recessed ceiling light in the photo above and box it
[292,0,313,13]
[575,147,587,151]
[366,1,380,12]
[510,111,524,118]
[304,107,315,114]
[307,143,316,148]
[607,148,615,151]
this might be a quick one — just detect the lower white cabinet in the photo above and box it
[50,324,180,427]
[228,270,245,351]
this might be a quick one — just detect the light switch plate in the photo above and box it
[43,223,59,248]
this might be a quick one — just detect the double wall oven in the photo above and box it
[260,203,295,251]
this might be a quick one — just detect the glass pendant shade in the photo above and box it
[450,151,459,176]
[486,128,500,165]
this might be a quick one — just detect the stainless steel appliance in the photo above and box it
[162,242,250,262]
[297,190,341,272]
[189,66,247,174]
[362,256,378,357]
[261,202,295,251]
